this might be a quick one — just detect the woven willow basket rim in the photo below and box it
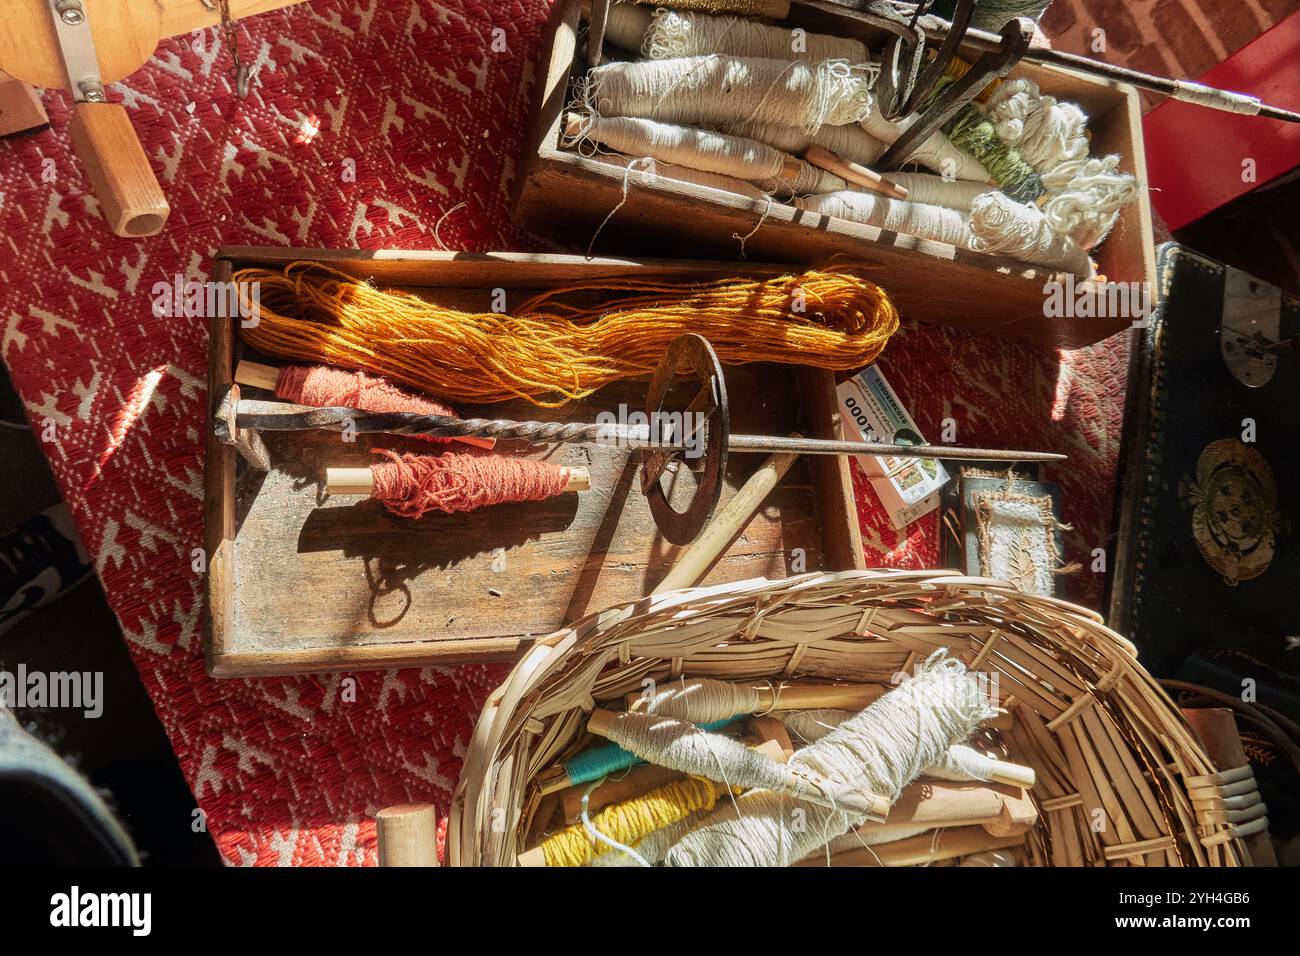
[448,569,1244,867]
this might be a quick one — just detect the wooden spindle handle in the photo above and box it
[68,102,169,237]
[376,803,439,867]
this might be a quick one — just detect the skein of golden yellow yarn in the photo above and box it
[235,262,899,408]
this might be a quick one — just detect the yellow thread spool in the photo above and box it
[528,776,735,867]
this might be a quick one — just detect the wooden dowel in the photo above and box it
[324,465,590,496]
[376,803,439,866]
[625,679,884,714]
[984,757,1036,790]
[652,442,801,594]
[562,467,591,492]
[234,359,281,391]
[68,102,169,237]
[326,467,375,495]
[864,781,1037,837]
[1183,707,1277,866]
[559,764,686,824]
[799,825,1025,867]
[804,145,909,201]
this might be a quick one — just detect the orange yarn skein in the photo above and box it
[236,262,899,407]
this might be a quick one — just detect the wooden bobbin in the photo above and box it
[324,465,591,495]
[798,824,1025,867]
[624,679,884,715]
[859,780,1037,840]
[376,803,439,867]
[804,145,909,200]
[234,359,281,391]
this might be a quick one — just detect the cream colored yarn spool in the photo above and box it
[628,5,870,63]
[714,118,888,168]
[586,55,875,135]
[986,78,1090,173]
[604,2,655,51]
[782,710,1015,784]
[586,151,770,200]
[881,173,989,211]
[1041,155,1138,250]
[968,191,1094,277]
[591,709,888,816]
[798,190,973,248]
[664,653,994,867]
[860,105,990,182]
[566,113,843,194]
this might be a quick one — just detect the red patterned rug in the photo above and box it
[0,0,1127,865]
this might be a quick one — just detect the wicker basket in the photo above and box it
[448,570,1245,867]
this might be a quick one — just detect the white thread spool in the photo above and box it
[565,112,843,193]
[1040,155,1138,250]
[797,190,973,248]
[664,654,994,867]
[624,5,870,63]
[587,709,890,818]
[860,105,991,182]
[584,151,770,200]
[713,118,888,168]
[986,78,1090,173]
[586,55,875,135]
[969,191,1094,276]
[603,2,655,51]
[781,709,1036,788]
[879,173,989,211]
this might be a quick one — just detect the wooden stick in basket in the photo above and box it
[857,781,1037,839]
[625,679,884,715]
[804,145,909,201]
[797,825,1025,867]
[376,803,439,866]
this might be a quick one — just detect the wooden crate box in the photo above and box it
[513,0,1156,349]
[204,248,867,677]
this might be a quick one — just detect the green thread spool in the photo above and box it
[563,717,738,786]
[945,105,1044,203]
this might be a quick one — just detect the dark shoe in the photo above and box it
[0,504,92,637]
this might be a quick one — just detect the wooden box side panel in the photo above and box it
[204,257,236,670]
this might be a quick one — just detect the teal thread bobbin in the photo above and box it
[562,717,738,786]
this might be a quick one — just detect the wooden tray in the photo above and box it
[513,0,1156,349]
[204,248,867,677]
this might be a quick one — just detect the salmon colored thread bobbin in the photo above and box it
[234,359,493,450]
[326,451,590,519]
